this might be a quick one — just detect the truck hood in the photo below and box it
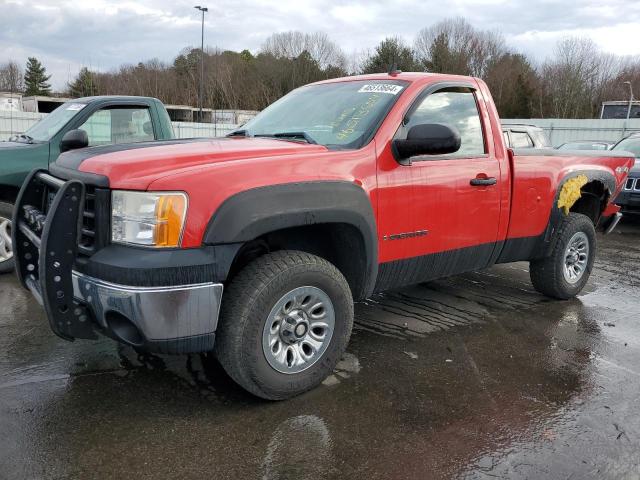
[55,137,329,189]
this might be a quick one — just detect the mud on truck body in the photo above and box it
[13,73,634,399]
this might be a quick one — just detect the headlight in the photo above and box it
[111,191,187,248]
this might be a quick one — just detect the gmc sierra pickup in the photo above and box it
[13,73,634,400]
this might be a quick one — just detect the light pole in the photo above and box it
[194,5,208,122]
[624,81,634,120]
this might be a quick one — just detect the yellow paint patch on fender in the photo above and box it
[557,175,589,215]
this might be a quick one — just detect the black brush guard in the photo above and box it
[12,169,97,340]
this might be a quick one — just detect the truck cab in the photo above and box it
[0,96,175,272]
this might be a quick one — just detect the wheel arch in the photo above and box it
[544,170,615,256]
[553,170,615,227]
[203,181,378,300]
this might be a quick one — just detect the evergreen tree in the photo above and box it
[68,67,98,97]
[361,37,420,74]
[23,57,51,96]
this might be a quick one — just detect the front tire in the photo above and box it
[530,212,596,299]
[0,202,15,274]
[216,251,354,400]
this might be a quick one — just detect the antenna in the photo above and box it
[388,52,401,76]
[388,63,401,76]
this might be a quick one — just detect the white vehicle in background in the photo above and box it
[557,140,615,151]
[502,123,551,149]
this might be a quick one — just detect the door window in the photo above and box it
[78,107,155,146]
[402,87,486,157]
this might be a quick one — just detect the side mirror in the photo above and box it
[393,123,461,163]
[60,129,89,153]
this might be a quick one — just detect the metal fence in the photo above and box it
[0,111,238,141]
[0,111,46,140]
[5,110,640,147]
[172,121,237,138]
[502,118,640,147]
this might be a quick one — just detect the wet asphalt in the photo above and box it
[2,221,640,480]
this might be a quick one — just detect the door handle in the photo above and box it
[470,176,497,186]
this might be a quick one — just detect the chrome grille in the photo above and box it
[625,178,638,191]
[78,186,110,256]
[78,187,96,255]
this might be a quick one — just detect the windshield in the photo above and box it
[23,102,88,142]
[237,80,409,149]
[612,137,640,157]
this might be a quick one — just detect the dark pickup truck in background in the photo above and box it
[612,133,640,212]
[0,96,175,272]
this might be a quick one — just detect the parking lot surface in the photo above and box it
[2,221,640,480]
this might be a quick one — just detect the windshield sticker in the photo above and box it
[65,103,86,111]
[335,94,382,140]
[358,84,403,95]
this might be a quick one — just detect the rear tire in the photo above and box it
[0,202,15,274]
[529,212,596,299]
[215,251,354,400]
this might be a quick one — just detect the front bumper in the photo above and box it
[12,170,230,354]
[72,271,222,353]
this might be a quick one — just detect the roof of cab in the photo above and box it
[72,95,161,103]
[309,72,478,86]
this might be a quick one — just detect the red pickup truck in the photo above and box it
[13,73,634,399]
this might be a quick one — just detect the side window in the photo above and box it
[78,107,155,147]
[79,110,111,146]
[403,87,486,157]
[511,131,534,148]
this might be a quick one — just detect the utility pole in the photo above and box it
[194,6,208,122]
[624,81,634,120]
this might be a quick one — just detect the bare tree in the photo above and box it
[540,37,623,118]
[0,61,24,93]
[414,17,505,77]
[261,31,346,70]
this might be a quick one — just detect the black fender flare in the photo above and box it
[548,170,615,229]
[541,169,616,257]
[203,181,378,298]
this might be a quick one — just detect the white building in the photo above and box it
[0,92,23,112]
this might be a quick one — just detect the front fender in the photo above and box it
[203,181,378,297]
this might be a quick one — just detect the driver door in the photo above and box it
[375,84,502,290]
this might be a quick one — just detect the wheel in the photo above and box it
[216,250,354,400]
[529,212,596,299]
[0,202,15,274]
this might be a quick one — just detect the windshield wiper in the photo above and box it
[227,129,248,137]
[254,132,317,145]
[9,133,35,144]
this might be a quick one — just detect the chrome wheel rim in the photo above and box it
[563,231,589,284]
[0,216,12,263]
[262,286,335,374]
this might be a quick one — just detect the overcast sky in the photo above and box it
[2,0,640,90]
